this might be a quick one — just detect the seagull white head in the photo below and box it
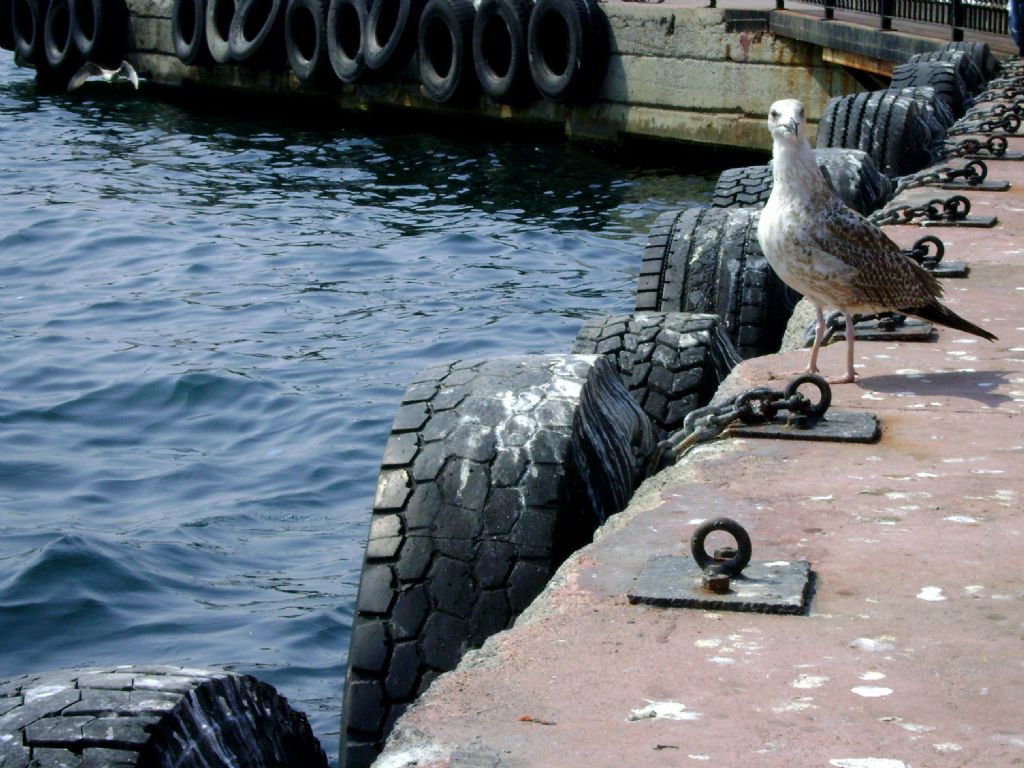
[767,99,806,142]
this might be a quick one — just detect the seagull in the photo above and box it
[757,98,996,383]
[67,61,139,94]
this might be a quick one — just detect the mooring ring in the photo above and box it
[690,517,752,576]
[784,373,831,419]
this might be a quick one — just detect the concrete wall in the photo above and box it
[125,1,863,151]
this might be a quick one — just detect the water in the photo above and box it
[0,56,720,761]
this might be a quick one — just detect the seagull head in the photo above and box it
[767,99,806,143]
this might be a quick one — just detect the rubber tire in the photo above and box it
[363,0,422,74]
[888,60,969,117]
[907,49,985,95]
[11,0,47,65]
[338,354,654,768]
[893,84,955,128]
[43,0,80,76]
[326,0,367,82]
[472,0,532,103]
[172,0,208,64]
[1,0,16,50]
[71,0,126,64]
[417,0,474,102]
[527,0,606,103]
[205,0,234,62]
[711,148,892,216]
[229,0,285,65]
[285,0,328,83]
[635,205,796,360]
[572,312,741,438]
[941,40,998,81]
[0,665,328,768]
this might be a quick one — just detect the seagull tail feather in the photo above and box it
[901,302,997,342]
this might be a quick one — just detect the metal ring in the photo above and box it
[690,517,752,576]
[784,373,831,418]
[911,234,944,265]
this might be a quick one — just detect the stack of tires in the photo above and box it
[169,0,609,104]
[3,0,128,89]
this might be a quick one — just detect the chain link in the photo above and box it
[892,160,988,196]
[942,135,1008,160]
[947,112,1022,136]
[868,195,971,226]
[650,374,832,471]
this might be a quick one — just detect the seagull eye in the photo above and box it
[770,110,779,120]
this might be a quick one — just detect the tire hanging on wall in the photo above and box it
[338,354,654,768]
[526,0,606,103]
[573,312,741,439]
[417,0,475,102]
[172,0,208,64]
[711,147,893,216]
[285,0,328,83]
[11,0,48,65]
[326,0,367,82]
[71,0,127,64]
[0,665,328,768]
[43,0,82,80]
[229,0,285,65]
[1,0,16,50]
[472,0,532,103]
[635,205,796,360]
[887,61,970,117]
[363,0,422,73]
[205,0,235,62]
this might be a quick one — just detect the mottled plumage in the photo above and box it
[757,98,995,382]
[67,61,139,93]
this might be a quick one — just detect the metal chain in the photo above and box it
[942,135,1008,160]
[868,195,971,226]
[947,112,1022,136]
[892,160,988,196]
[650,374,832,471]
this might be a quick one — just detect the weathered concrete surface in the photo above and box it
[374,136,1024,766]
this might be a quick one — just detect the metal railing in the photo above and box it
[777,0,1009,39]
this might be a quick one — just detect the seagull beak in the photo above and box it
[784,118,800,137]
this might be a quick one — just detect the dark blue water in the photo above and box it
[0,56,716,760]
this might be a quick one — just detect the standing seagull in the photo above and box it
[757,98,996,383]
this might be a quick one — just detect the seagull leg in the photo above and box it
[806,304,825,375]
[831,313,857,384]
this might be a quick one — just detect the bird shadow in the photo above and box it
[856,369,1014,408]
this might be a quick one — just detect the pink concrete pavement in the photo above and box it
[375,132,1024,765]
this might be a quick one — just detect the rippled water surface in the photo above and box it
[0,56,721,760]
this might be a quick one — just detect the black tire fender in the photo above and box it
[11,0,47,65]
[285,0,328,83]
[526,0,606,103]
[363,0,422,73]
[43,0,81,75]
[338,354,654,768]
[172,0,208,64]
[326,0,367,82]
[1,0,17,50]
[70,0,127,64]
[417,0,475,102]
[940,40,998,81]
[888,60,969,118]
[472,0,532,103]
[205,0,235,62]
[228,0,285,65]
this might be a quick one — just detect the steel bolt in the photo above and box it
[702,571,731,594]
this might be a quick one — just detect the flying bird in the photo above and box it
[757,98,996,383]
[67,61,140,94]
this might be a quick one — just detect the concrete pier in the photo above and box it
[372,136,1024,765]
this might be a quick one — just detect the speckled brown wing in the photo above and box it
[807,202,943,310]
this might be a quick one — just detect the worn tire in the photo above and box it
[941,40,998,81]
[229,0,285,65]
[888,60,969,117]
[907,49,985,95]
[893,84,955,128]
[573,312,741,438]
[338,354,653,768]
[11,0,47,65]
[712,147,892,215]
[43,0,81,77]
[205,0,235,62]
[472,0,532,102]
[172,0,208,64]
[816,90,934,176]
[417,0,475,102]
[285,0,328,83]
[526,0,606,103]
[363,0,422,73]
[326,0,367,82]
[70,0,126,64]
[0,665,327,768]
[635,205,795,359]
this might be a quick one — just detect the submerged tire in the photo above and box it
[205,0,235,62]
[417,0,475,102]
[635,205,795,359]
[229,0,285,65]
[339,354,653,768]
[363,0,422,73]
[172,0,208,64]
[527,0,606,103]
[816,90,933,176]
[907,49,985,95]
[285,0,328,83]
[71,0,127,63]
[573,312,741,438]
[0,665,327,768]
[712,148,892,215]
[472,0,532,102]
[940,40,998,81]
[326,0,367,82]
[888,61,969,117]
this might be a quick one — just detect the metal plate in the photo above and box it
[836,317,934,342]
[921,215,998,228]
[963,151,1024,161]
[727,410,880,443]
[929,260,970,278]
[936,180,1010,192]
[628,555,812,615]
